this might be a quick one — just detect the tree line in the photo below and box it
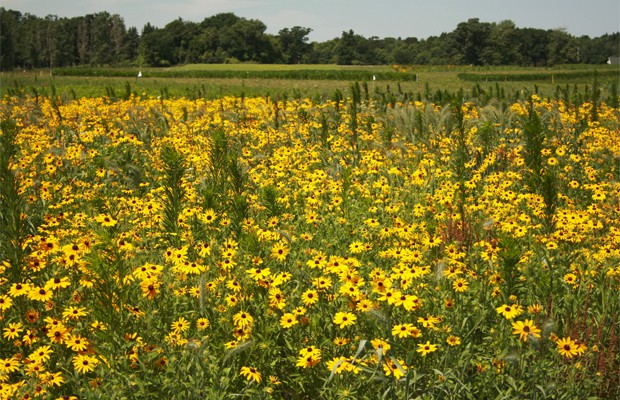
[1,8,618,70]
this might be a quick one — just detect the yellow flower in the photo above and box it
[326,356,350,375]
[279,312,298,329]
[563,273,578,286]
[45,276,71,291]
[333,311,357,329]
[446,335,461,346]
[196,318,210,330]
[47,325,69,344]
[65,334,89,352]
[377,288,398,304]
[72,354,99,374]
[592,191,606,201]
[23,356,47,374]
[171,317,190,334]
[200,209,217,224]
[383,357,407,379]
[364,217,380,228]
[496,304,523,320]
[3,322,23,340]
[240,366,262,383]
[417,315,441,328]
[268,375,281,385]
[40,370,65,387]
[391,323,421,339]
[511,319,542,342]
[575,340,588,356]
[453,278,469,292]
[546,241,558,250]
[62,306,88,321]
[140,279,160,300]
[556,337,580,358]
[416,341,438,356]
[312,276,332,290]
[94,213,117,227]
[0,295,12,311]
[371,338,391,353]
[246,267,271,281]
[8,282,32,297]
[356,298,376,312]
[197,241,212,257]
[167,330,190,346]
[269,288,286,309]
[301,289,319,306]
[293,306,307,316]
[348,241,365,254]
[28,345,53,364]
[28,286,54,302]
[0,356,21,373]
[527,304,542,314]
[296,346,321,368]
[270,242,289,261]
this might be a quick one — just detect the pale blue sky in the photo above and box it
[4,0,619,42]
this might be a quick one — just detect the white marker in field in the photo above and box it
[138,71,142,78]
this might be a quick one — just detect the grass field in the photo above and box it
[1,63,618,101]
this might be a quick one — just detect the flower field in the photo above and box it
[1,90,619,399]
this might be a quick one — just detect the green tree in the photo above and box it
[124,26,140,62]
[336,30,358,64]
[515,28,549,66]
[73,12,128,65]
[578,32,619,63]
[90,12,116,64]
[16,13,47,68]
[335,29,380,65]
[52,17,80,67]
[194,13,276,63]
[413,33,457,64]
[481,20,519,65]
[452,18,492,65]
[306,38,338,64]
[0,8,20,70]
[547,28,578,65]
[229,18,276,62]
[1,8,618,68]
[109,14,128,64]
[392,40,416,65]
[138,23,168,66]
[278,26,312,64]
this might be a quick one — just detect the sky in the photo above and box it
[4,0,620,42]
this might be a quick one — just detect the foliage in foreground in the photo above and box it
[0,90,619,399]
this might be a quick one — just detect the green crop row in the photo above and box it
[52,67,417,81]
[458,69,619,82]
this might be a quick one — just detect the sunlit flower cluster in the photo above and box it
[0,92,618,398]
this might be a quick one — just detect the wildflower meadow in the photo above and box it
[1,85,619,399]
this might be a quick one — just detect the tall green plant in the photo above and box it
[0,120,34,282]
[522,103,558,233]
[160,145,187,247]
[202,128,249,236]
